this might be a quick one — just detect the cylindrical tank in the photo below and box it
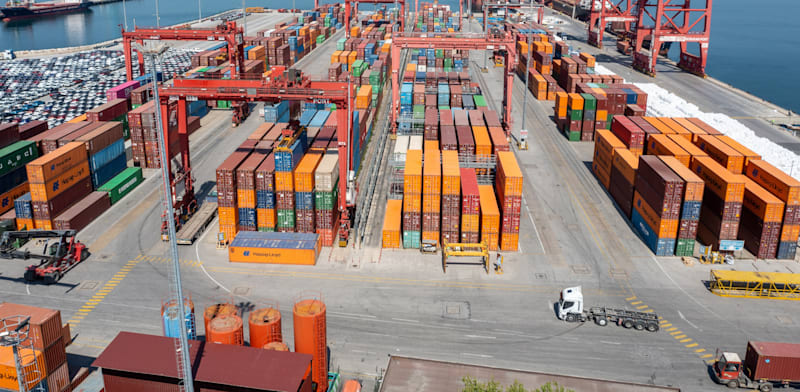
[263,341,290,351]
[343,380,362,392]
[161,297,197,340]
[203,303,237,336]
[249,307,282,348]
[207,314,244,345]
[294,297,327,392]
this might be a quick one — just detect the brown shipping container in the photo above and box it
[75,121,125,155]
[87,98,129,122]
[56,121,106,147]
[0,303,62,349]
[32,175,93,220]
[216,144,254,207]
[53,192,111,231]
[42,336,66,374]
[743,341,800,382]
[19,120,49,139]
[0,123,19,148]
[440,126,458,151]
[27,141,88,184]
[40,123,91,154]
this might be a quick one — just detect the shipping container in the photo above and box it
[229,231,321,265]
[695,134,745,174]
[743,341,800,382]
[0,141,38,178]
[30,161,90,202]
[478,184,499,250]
[382,199,402,248]
[53,191,111,231]
[98,167,143,204]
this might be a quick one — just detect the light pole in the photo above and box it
[133,41,195,392]
[198,0,202,23]
[519,0,533,150]
[242,0,247,34]
[155,0,160,27]
[122,0,128,30]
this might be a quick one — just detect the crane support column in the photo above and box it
[588,0,636,49]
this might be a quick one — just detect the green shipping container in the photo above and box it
[443,66,452,72]
[277,209,295,228]
[565,130,581,142]
[444,58,453,68]
[412,105,425,119]
[315,187,338,211]
[0,141,37,177]
[580,93,597,110]
[98,167,143,204]
[569,109,583,121]
[438,106,450,110]
[217,100,230,109]
[258,227,276,232]
[674,239,694,257]
[403,231,421,249]
[473,95,487,107]
[435,49,444,58]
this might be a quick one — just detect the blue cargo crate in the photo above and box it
[778,241,797,259]
[14,193,32,219]
[256,190,275,209]
[92,153,127,189]
[300,110,317,127]
[238,208,257,227]
[310,111,330,128]
[623,88,638,104]
[632,207,675,256]
[295,192,314,210]
[230,231,318,250]
[90,139,125,172]
[680,201,701,221]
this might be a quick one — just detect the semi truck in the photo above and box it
[712,341,800,391]
[556,286,659,332]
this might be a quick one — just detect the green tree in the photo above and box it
[505,380,528,392]
[462,376,502,392]
[534,381,574,392]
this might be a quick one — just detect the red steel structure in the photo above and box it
[588,0,638,48]
[344,0,406,36]
[156,74,357,244]
[390,32,517,133]
[632,0,712,76]
[482,2,544,33]
[122,21,246,81]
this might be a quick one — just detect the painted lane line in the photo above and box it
[661,323,672,327]
[701,354,714,359]
[195,218,231,293]
[493,329,525,334]
[670,331,683,335]
[600,341,622,345]
[391,318,420,323]
[680,338,692,343]
[328,311,377,319]
[626,296,637,301]
[666,327,677,332]
[674,334,687,339]
[642,309,654,313]
[677,310,699,330]
[523,199,546,254]
[630,301,643,305]
[462,353,493,358]
[636,305,648,310]
[26,284,30,295]
[465,335,497,339]
[686,343,699,348]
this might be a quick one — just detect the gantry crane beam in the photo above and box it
[345,0,406,37]
[122,21,246,81]
[390,32,517,133]
[156,74,357,244]
[588,0,638,48]
[481,2,543,33]
[632,0,712,76]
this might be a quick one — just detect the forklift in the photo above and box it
[0,230,88,284]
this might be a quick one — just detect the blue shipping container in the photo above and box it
[275,139,305,172]
[91,153,127,189]
[680,201,701,221]
[300,110,317,127]
[295,192,314,210]
[309,111,330,128]
[256,190,275,209]
[14,193,32,219]
[632,207,675,256]
[90,139,125,172]
[230,230,318,250]
[238,208,257,227]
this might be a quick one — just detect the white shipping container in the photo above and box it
[408,135,424,151]
[314,153,340,192]
[393,135,410,163]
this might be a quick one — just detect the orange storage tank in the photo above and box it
[343,380,362,392]
[249,307,282,348]
[207,314,244,345]
[294,297,327,392]
[263,341,290,351]
[203,303,238,336]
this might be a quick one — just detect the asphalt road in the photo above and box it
[0,9,798,392]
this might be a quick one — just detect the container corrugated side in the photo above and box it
[26,142,85,184]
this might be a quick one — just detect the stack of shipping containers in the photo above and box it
[275,132,305,233]
[422,142,441,245]
[460,169,480,243]
[478,185,499,251]
[691,156,745,252]
[632,156,684,256]
[440,150,460,244]
[403,150,422,248]
[217,142,251,242]
[27,142,92,230]
[294,152,322,233]
[314,153,339,246]
[236,143,271,232]
[382,199,402,248]
[746,160,800,259]
[496,151,522,251]
[660,156,704,257]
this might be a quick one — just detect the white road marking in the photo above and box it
[493,329,525,334]
[677,310,699,330]
[350,349,377,354]
[391,317,420,323]
[465,334,497,339]
[195,217,230,293]
[471,319,495,323]
[462,353,493,358]
[523,199,546,254]
[328,311,377,319]
[26,284,30,295]
[600,340,622,345]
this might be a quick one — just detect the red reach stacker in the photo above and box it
[0,230,88,284]
[712,341,800,392]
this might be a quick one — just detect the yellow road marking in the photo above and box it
[680,338,692,343]
[661,323,672,327]
[659,320,669,324]
[77,309,91,313]
[695,348,706,353]
[701,354,714,359]
[686,343,698,348]
[67,320,80,324]
[670,331,682,335]
[630,301,642,305]
[643,309,654,313]
[666,327,677,332]
[636,305,648,310]
[675,334,687,339]
[626,296,637,301]
[66,259,140,327]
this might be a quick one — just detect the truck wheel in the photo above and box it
[566,313,577,322]
[595,317,607,326]
[634,321,645,331]
[726,380,738,388]
[758,384,772,392]
[622,319,634,328]
[646,323,659,332]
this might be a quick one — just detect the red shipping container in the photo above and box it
[53,192,111,231]
[460,168,480,215]
[743,341,800,382]
[32,176,93,220]
[611,116,645,150]
[19,120,49,140]
[441,126,458,151]
[403,212,421,231]
[0,122,20,148]
[456,126,474,156]
[87,99,129,122]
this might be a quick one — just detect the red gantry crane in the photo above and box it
[156,71,358,245]
[588,0,638,49]
[344,0,407,36]
[122,21,246,81]
[390,32,517,132]
[632,0,712,76]
[482,2,544,33]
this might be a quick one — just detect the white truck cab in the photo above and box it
[557,286,584,320]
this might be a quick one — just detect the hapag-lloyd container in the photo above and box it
[26,141,85,184]
[98,167,143,204]
[53,191,111,231]
[32,175,92,220]
[229,231,321,265]
[30,161,90,202]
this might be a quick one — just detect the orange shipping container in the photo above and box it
[646,134,690,167]
[568,93,584,110]
[673,117,707,141]
[0,346,46,391]
[16,218,34,230]
[331,50,342,64]
[496,151,523,197]
[500,231,518,251]
[423,148,441,195]
[633,191,679,238]
[612,148,639,185]
[219,224,237,242]
[781,224,800,242]
[742,178,784,223]
[695,134,745,174]
[237,188,256,209]
[257,208,276,228]
[294,153,322,193]
[382,199,402,248]
[666,134,707,164]
[404,150,422,194]
[745,159,800,205]
[422,193,441,213]
[472,126,492,158]
[659,155,705,202]
[219,206,238,226]
[594,129,626,174]
[690,156,746,202]
[461,214,479,233]
[643,117,675,135]
[26,141,87,184]
[403,192,421,213]
[0,182,29,215]
[555,92,568,118]
[228,234,321,265]
[441,151,460,195]
[34,219,52,230]
[29,160,90,202]
[275,171,294,192]
[479,185,500,250]
[659,118,692,141]
[716,135,761,166]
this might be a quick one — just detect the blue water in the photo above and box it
[1,0,798,112]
